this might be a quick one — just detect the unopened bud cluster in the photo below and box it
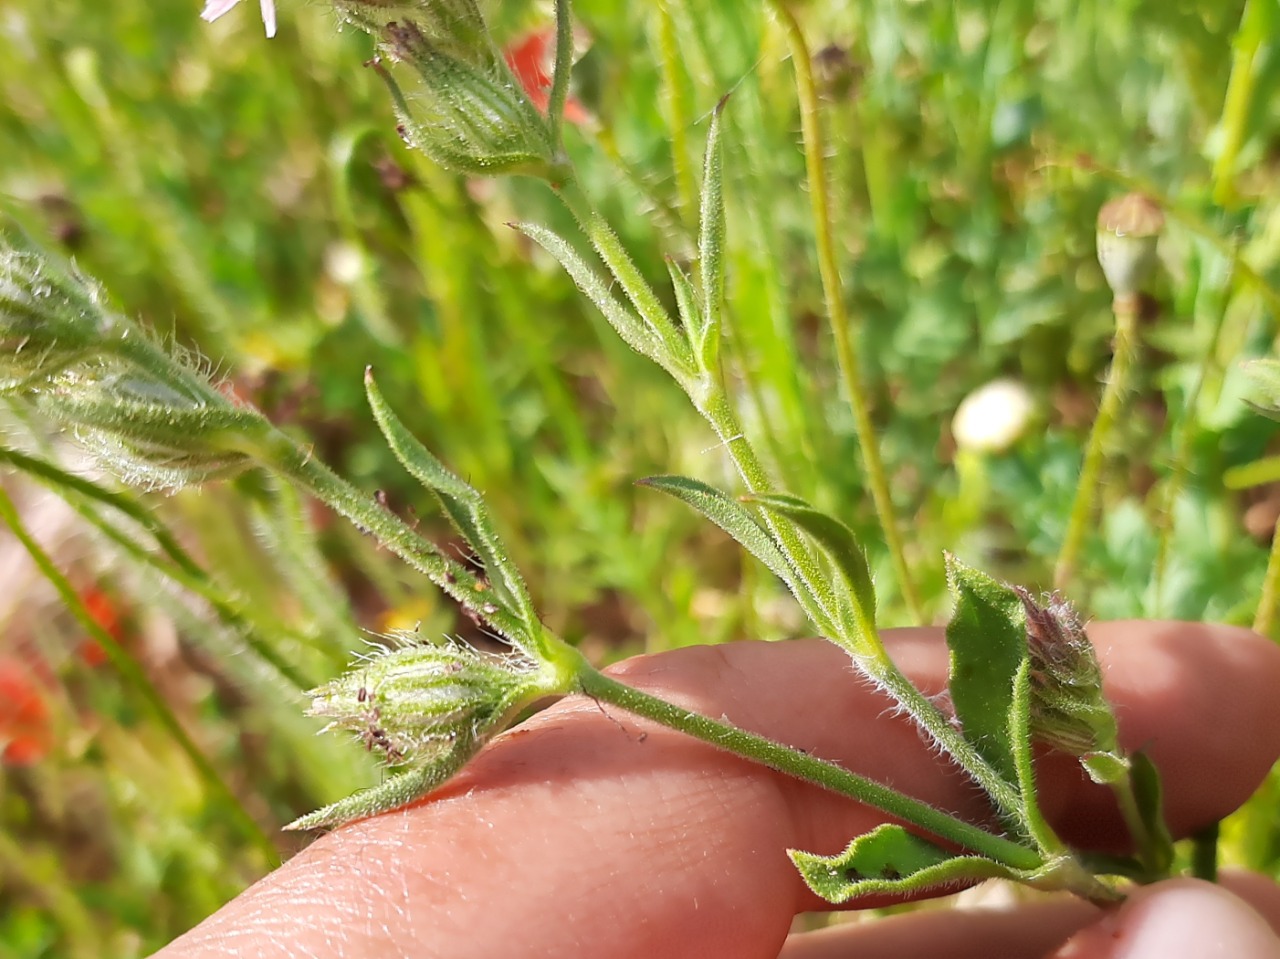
[1,227,270,489]
[1015,588,1124,780]
[337,0,561,178]
[307,641,546,766]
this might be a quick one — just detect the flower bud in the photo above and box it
[951,378,1035,454]
[29,362,266,489]
[337,1,561,178]
[1,227,271,489]
[1096,193,1164,303]
[307,642,548,765]
[0,239,112,390]
[1015,588,1124,780]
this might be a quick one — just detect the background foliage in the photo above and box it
[1,0,1279,954]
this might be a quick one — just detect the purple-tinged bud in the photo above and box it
[1015,588,1124,781]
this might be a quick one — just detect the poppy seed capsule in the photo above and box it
[1096,193,1164,303]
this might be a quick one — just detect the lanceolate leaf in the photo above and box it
[696,96,727,371]
[365,370,541,639]
[511,222,681,378]
[789,824,1021,903]
[638,475,824,624]
[745,492,875,648]
[944,554,1027,787]
[665,257,701,343]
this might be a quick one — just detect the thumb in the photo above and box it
[1049,879,1280,959]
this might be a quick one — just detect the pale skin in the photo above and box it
[156,622,1280,958]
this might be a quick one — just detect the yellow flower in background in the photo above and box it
[200,0,277,38]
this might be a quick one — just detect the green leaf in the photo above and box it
[696,96,727,371]
[1241,359,1280,422]
[1130,751,1175,875]
[511,221,681,378]
[637,475,826,626]
[945,554,1028,786]
[580,213,697,376]
[665,257,701,343]
[789,824,1019,902]
[365,370,540,640]
[1009,657,1060,852]
[286,731,478,831]
[745,492,875,647]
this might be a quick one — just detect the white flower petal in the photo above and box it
[200,0,242,24]
[259,0,277,38]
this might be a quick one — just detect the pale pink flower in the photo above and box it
[201,0,277,39]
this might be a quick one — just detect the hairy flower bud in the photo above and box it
[335,0,561,178]
[307,641,549,766]
[1,226,271,489]
[1015,588,1124,781]
[0,239,112,390]
[1096,193,1164,304]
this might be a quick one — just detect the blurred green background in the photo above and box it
[1,0,1279,954]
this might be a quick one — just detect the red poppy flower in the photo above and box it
[504,27,589,125]
[0,657,51,766]
[77,586,124,668]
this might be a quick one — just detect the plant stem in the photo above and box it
[873,663,1025,832]
[1152,255,1233,614]
[1054,296,1141,590]
[1191,821,1220,883]
[768,1,924,623]
[266,434,560,660]
[0,486,279,866]
[547,0,573,151]
[575,666,1042,870]
[1254,510,1280,638]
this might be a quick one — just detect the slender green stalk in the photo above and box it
[576,666,1042,870]
[1109,775,1161,877]
[1254,510,1280,638]
[269,435,544,652]
[1191,821,1220,883]
[1152,253,1234,613]
[546,0,573,151]
[1054,298,1141,590]
[873,663,1024,831]
[768,2,924,623]
[1212,0,1268,207]
[0,486,279,866]
[657,2,699,231]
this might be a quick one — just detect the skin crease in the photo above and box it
[154,622,1280,959]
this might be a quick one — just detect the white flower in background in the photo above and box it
[952,378,1034,454]
[200,0,277,38]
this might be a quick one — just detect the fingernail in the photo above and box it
[1051,880,1280,959]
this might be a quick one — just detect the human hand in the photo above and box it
[155,622,1280,958]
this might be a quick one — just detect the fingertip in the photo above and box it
[1050,880,1280,959]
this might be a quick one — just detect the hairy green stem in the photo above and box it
[873,663,1025,833]
[769,1,924,624]
[1055,297,1141,590]
[546,0,573,151]
[0,486,279,865]
[576,666,1042,870]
